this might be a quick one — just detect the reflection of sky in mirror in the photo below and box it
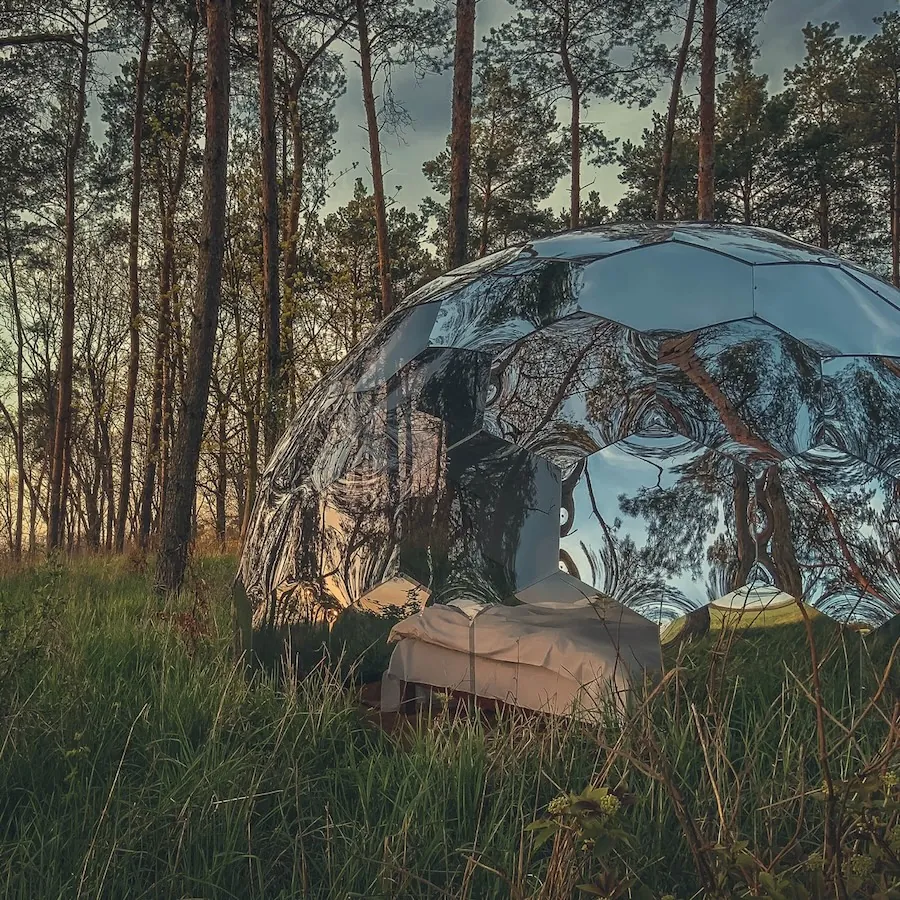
[753,266,900,357]
[577,242,754,332]
[561,435,729,619]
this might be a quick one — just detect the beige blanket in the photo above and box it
[387,599,661,688]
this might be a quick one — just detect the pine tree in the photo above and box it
[491,0,669,229]
[423,67,568,258]
[857,13,900,282]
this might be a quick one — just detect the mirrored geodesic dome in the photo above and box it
[236,223,900,648]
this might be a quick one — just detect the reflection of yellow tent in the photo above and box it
[661,585,825,644]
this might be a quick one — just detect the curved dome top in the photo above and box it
[239,224,900,640]
[361,223,900,391]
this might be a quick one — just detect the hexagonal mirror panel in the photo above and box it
[238,225,900,657]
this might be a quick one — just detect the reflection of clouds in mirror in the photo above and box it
[238,224,900,648]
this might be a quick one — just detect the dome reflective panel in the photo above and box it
[237,224,900,643]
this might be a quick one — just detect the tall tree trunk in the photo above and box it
[115,0,153,552]
[48,0,90,552]
[216,393,227,548]
[258,0,281,457]
[697,0,716,221]
[447,0,475,268]
[818,175,830,250]
[478,180,492,257]
[657,0,697,221]
[282,87,303,414]
[156,0,231,593]
[356,0,393,316]
[139,241,169,547]
[2,211,24,560]
[138,28,195,547]
[893,106,899,286]
[560,1,580,229]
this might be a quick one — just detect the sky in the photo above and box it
[324,0,898,218]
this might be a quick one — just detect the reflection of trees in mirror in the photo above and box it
[563,437,736,622]
[484,313,657,473]
[561,433,900,626]
[779,450,900,624]
[238,226,900,642]
[821,355,900,477]
[430,259,583,352]
[658,320,821,470]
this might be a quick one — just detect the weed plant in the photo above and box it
[0,556,896,898]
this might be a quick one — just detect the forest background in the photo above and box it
[3,0,900,591]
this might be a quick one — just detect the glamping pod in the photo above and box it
[237,224,900,660]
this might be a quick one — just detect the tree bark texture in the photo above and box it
[893,103,899,285]
[216,388,227,547]
[139,27,196,547]
[282,86,303,413]
[818,175,830,249]
[356,0,393,316]
[447,0,475,268]
[155,0,230,592]
[697,0,716,221]
[560,0,580,229]
[48,0,90,552]
[258,0,281,458]
[2,211,24,559]
[115,0,153,552]
[657,0,697,221]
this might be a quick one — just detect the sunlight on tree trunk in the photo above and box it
[156,0,231,593]
[447,0,475,268]
[115,0,153,553]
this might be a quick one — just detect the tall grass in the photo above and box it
[0,556,896,898]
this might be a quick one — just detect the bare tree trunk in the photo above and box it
[893,109,899,286]
[447,0,475,268]
[818,175,830,250]
[560,0,580,229]
[156,0,231,593]
[2,211,24,560]
[356,0,393,316]
[258,0,281,457]
[282,89,303,414]
[48,0,90,552]
[139,29,195,547]
[216,393,227,548]
[657,0,697,221]
[239,414,259,540]
[139,245,168,547]
[115,0,153,552]
[696,0,716,221]
[478,180,492,257]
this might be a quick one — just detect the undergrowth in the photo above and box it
[0,556,896,898]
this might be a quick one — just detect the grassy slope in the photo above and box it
[0,557,896,899]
